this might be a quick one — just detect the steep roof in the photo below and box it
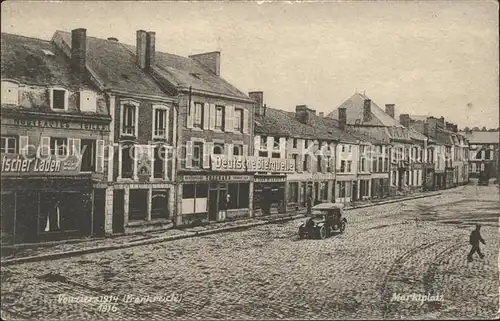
[459,131,499,144]
[327,92,403,127]
[1,32,93,89]
[53,31,166,97]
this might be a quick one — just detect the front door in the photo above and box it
[208,190,218,221]
[93,189,106,237]
[112,190,124,233]
[352,181,358,202]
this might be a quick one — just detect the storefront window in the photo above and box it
[151,189,169,219]
[227,183,250,209]
[39,192,82,233]
[182,183,208,214]
[288,182,299,203]
[129,189,148,221]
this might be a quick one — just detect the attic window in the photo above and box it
[190,73,201,80]
[41,49,55,56]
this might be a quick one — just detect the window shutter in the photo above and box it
[186,101,194,128]
[279,137,286,158]
[164,146,170,180]
[254,136,260,156]
[203,142,213,169]
[72,138,81,157]
[19,136,29,156]
[227,143,234,158]
[185,141,193,169]
[225,105,234,132]
[203,103,210,130]
[165,108,170,141]
[243,145,248,157]
[40,136,50,157]
[243,109,249,134]
[96,140,105,173]
[209,104,216,130]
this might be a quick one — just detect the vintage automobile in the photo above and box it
[298,203,347,239]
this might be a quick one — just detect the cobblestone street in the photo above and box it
[1,185,499,320]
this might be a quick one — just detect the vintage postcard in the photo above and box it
[1,1,499,320]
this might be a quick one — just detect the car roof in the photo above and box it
[312,203,344,210]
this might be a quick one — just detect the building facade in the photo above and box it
[461,130,498,181]
[1,32,112,244]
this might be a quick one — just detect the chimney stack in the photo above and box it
[295,105,316,125]
[363,99,371,122]
[136,30,147,69]
[385,104,395,118]
[146,31,156,69]
[338,107,347,131]
[71,28,87,74]
[189,51,221,76]
[249,91,264,116]
[400,114,410,128]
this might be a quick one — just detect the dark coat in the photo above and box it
[469,229,485,246]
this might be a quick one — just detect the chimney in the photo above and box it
[439,116,445,128]
[71,28,87,74]
[319,112,324,118]
[338,107,347,131]
[400,114,410,128]
[189,51,221,76]
[385,104,395,118]
[423,122,429,136]
[136,30,147,69]
[249,91,264,116]
[453,124,458,133]
[363,99,371,122]
[427,117,438,138]
[295,105,316,125]
[146,31,155,69]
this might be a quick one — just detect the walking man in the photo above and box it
[467,224,486,262]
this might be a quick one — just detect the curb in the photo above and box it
[1,193,441,266]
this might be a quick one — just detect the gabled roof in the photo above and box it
[1,32,93,89]
[53,31,166,97]
[327,93,403,127]
[459,131,499,144]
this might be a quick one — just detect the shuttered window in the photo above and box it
[234,108,243,133]
[0,136,17,154]
[215,106,225,130]
[193,103,204,129]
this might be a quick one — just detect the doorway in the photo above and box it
[112,190,125,233]
[208,190,218,221]
[93,189,106,237]
[352,181,358,202]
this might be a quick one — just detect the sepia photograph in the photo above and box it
[0,0,499,320]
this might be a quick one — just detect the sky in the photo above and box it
[2,0,499,129]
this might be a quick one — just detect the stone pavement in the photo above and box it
[1,185,498,320]
[1,191,441,265]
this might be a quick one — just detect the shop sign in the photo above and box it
[254,176,287,183]
[1,153,82,176]
[5,117,110,132]
[211,155,295,173]
[182,175,251,182]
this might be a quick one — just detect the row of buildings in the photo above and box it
[0,28,485,245]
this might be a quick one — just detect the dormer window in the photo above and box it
[50,88,68,110]
[79,90,97,112]
[1,81,19,105]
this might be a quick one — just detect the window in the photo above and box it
[192,142,203,168]
[288,182,299,203]
[303,155,309,171]
[122,104,137,136]
[317,155,322,172]
[121,145,134,178]
[215,105,225,130]
[326,156,333,172]
[259,150,268,157]
[182,183,208,214]
[1,136,17,154]
[50,137,68,157]
[293,138,298,149]
[348,145,352,153]
[153,145,166,178]
[272,152,280,159]
[260,136,267,149]
[378,157,383,172]
[213,143,224,155]
[233,144,243,156]
[51,89,67,110]
[234,108,243,133]
[485,149,491,160]
[80,139,96,172]
[1,81,19,105]
[129,189,148,221]
[153,106,168,139]
[347,161,352,172]
[340,160,346,173]
[292,154,299,171]
[273,137,280,150]
[151,190,169,219]
[341,145,345,152]
[227,183,250,209]
[193,103,204,128]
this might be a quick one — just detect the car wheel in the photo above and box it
[298,226,305,239]
[319,226,327,240]
[340,221,346,233]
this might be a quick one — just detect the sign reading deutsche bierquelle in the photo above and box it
[211,155,295,173]
[1,153,82,176]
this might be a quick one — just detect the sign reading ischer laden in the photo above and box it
[211,155,295,173]
[1,153,82,176]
